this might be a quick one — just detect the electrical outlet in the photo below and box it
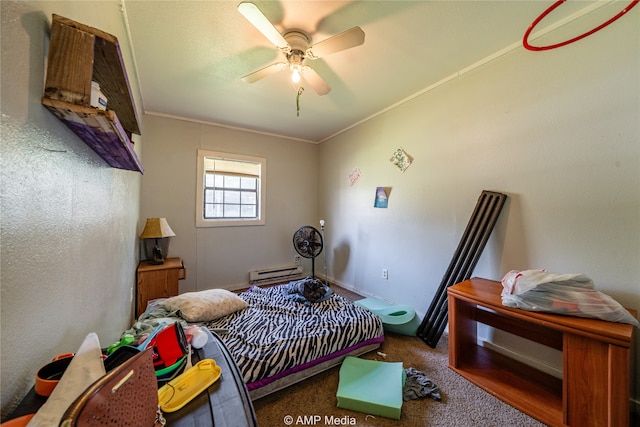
[382,268,388,280]
[294,255,301,265]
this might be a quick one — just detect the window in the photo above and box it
[196,150,266,227]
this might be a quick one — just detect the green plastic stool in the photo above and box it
[336,356,405,419]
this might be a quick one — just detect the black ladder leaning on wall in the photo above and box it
[417,190,507,348]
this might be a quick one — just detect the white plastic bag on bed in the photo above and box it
[501,270,639,326]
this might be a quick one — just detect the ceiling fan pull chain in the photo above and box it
[296,86,304,117]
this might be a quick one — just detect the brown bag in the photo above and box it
[59,348,163,426]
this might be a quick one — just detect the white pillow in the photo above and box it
[160,288,248,322]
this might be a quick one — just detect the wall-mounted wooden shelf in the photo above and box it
[42,14,143,173]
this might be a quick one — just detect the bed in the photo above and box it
[126,283,385,400]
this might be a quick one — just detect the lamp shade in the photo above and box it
[139,218,176,239]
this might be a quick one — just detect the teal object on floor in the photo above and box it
[336,356,405,420]
[354,297,419,336]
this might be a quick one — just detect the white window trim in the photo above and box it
[196,149,266,227]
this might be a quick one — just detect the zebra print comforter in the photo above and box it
[204,285,384,390]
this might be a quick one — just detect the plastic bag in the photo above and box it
[501,270,639,327]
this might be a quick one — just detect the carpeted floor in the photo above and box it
[252,332,546,426]
[252,286,546,426]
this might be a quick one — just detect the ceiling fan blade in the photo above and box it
[302,67,330,96]
[241,62,287,83]
[238,2,289,50]
[307,27,365,59]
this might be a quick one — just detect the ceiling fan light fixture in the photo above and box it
[238,4,364,97]
[288,50,304,84]
[291,67,301,83]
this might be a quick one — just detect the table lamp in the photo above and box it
[140,218,175,264]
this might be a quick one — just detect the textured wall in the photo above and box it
[1,1,142,417]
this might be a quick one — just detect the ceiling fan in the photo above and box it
[238,2,365,96]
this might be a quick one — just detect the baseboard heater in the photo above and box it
[249,265,304,286]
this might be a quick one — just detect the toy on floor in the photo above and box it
[354,297,419,336]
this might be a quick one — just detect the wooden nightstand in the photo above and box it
[136,257,185,317]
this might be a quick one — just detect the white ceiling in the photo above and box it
[121,1,621,143]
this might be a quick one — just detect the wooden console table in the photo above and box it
[447,278,636,427]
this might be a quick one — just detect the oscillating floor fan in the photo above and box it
[293,225,323,279]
